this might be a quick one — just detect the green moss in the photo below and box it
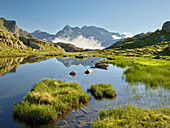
[92,105,170,128]
[13,79,90,125]
[88,83,116,99]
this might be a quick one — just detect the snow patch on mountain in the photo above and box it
[122,32,133,38]
[112,35,122,39]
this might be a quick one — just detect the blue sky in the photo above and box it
[0,0,170,34]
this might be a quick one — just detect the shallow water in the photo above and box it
[0,57,169,128]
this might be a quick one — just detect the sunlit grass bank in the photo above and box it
[100,56,170,89]
[92,105,170,128]
[88,83,116,99]
[13,79,90,125]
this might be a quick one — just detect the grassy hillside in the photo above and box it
[105,29,170,56]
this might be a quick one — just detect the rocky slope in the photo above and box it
[31,25,133,48]
[31,30,55,40]
[0,17,65,55]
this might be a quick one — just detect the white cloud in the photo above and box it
[52,35,104,49]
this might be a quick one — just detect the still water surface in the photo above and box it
[0,57,169,128]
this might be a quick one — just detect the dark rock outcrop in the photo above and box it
[162,21,170,33]
[0,17,34,38]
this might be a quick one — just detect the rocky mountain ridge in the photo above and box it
[31,25,133,48]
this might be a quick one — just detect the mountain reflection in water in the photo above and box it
[0,56,46,76]
[56,57,102,67]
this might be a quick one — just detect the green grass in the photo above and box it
[125,64,170,88]
[88,83,117,99]
[13,102,57,125]
[100,56,170,89]
[92,105,170,128]
[13,79,90,125]
[106,30,170,56]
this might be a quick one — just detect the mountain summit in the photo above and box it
[31,25,133,48]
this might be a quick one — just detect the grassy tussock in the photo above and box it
[92,105,170,128]
[88,83,116,99]
[13,79,90,125]
[100,56,170,89]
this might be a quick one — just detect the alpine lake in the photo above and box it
[0,56,169,128]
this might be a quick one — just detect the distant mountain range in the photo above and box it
[31,25,133,48]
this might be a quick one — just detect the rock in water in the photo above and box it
[95,62,109,70]
[85,69,93,75]
[162,21,170,33]
[70,71,76,77]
